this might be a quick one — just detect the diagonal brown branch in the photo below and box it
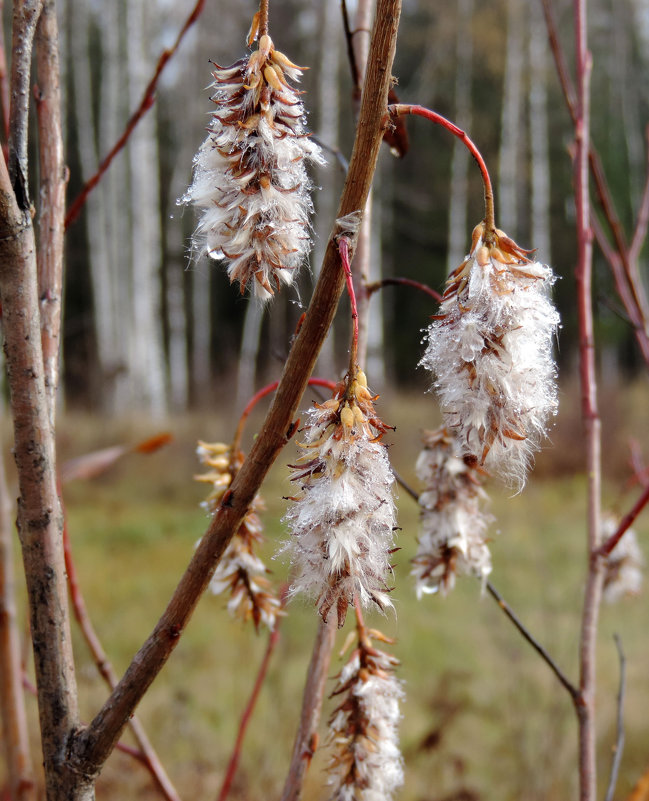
[68,0,402,784]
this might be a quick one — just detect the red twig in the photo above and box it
[64,0,206,229]
[389,103,495,237]
[366,276,442,303]
[61,495,183,801]
[629,128,649,266]
[339,237,359,370]
[216,590,285,801]
[596,484,649,558]
[231,377,337,457]
[542,0,649,368]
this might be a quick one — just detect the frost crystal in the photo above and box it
[195,441,281,631]
[181,34,323,300]
[327,629,404,801]
[283,370,397,627]
[602,514,644,603]
[412,427,492,596]
[421,224,560,488]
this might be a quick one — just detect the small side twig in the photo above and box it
[596,483,649,558]
[65,0,207,229]
[61,500,183,801]
[485,582,579,701]
[603,634,626,801]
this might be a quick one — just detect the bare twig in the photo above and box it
[65,0,207,229]
[596,484,649,558]
[604,634,626,801]
[8,0,42,209]
[69,2,401,785]
[61,501,182,801]
[217,602,283,801]
[0,442,35,801]
[573,2,604,799]
[34,0,66,420]
[279,614,337,801]
[485,582,579,700]
[542,0,649,368]
[629,129,649,267]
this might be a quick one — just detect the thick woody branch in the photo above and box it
[8,0,43,209]
[35,0,66,419]
[0,158,82,798]
[69,0,401,780]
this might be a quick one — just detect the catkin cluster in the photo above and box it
[412,427,492,596]
[182,34,323,300]
[283,370,397,627]
[195,441,281,631]
[422,224,559,488]
[326,630,404,801]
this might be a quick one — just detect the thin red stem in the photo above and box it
[596,484,649,558]
[61,491,183,801]
[366,276,442,303]
[65,0,206,229]
[216,595,284,801]
[339,237,359,371]
[231,377,337,458]
[390,103,495,237]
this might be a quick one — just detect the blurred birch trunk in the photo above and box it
[498,0,524,235]
[447,0,473,272]
[529,0,551,260]
[126,0,167,416]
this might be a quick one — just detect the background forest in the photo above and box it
[58,0,649,414]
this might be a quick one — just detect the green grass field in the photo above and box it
[8,384,649,800]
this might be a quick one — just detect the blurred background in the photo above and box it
[56,0,649,414]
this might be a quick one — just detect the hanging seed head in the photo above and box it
[421,224,560,489]
[195,441,282,631]
[412,427,492,596]
[326,628,404,801]
[602,514,644,603]
[282,369,397,627]
[181,33,324,300]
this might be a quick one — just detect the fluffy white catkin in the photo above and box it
[422,224,560,489]
[282,370,397,627]
[412,427,492,596]
[181,34,323,300]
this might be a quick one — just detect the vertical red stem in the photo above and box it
[573,2,603,800]
[339,237,359,371]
